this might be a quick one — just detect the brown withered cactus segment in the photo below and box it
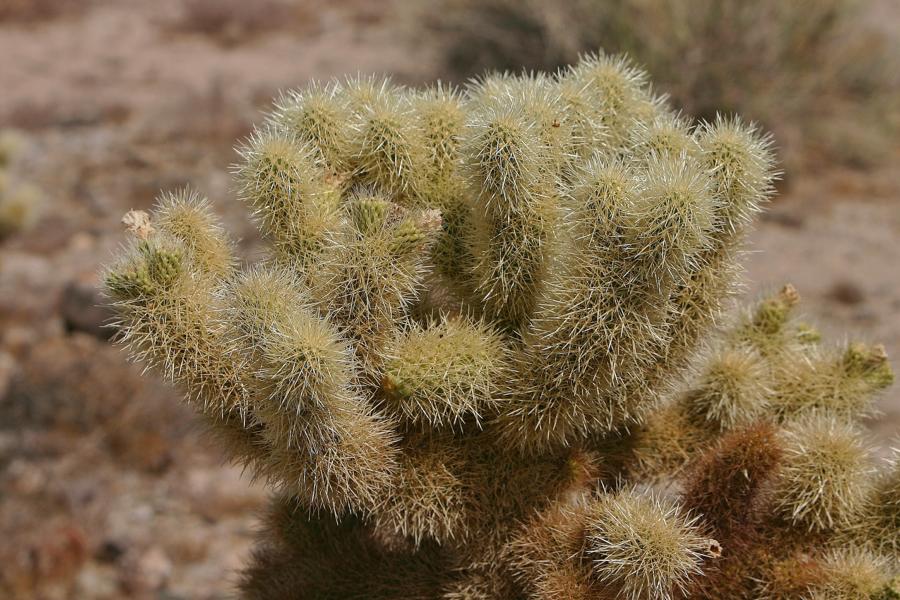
[103,52,896,599]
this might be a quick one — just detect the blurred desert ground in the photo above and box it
[0,0,898,598]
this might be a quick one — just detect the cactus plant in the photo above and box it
[104,54,897,599]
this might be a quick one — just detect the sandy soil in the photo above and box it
[0,1,897,598]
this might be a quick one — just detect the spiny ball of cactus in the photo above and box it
[102,52,898,599]
[853,447,900,556]
[585,489,717,600]
[807,547,893,600]
[684,345,771,431]
[773,416,873,532]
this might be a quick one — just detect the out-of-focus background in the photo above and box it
[0,0,897,597]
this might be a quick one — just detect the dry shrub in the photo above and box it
[1,333,190,471]
[172,0,316,46]
[0,131,42,241]
[0,0,88,23]
[0,514,89,600]
[421,0,899,172]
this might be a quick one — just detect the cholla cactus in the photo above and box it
[104,53,898,599]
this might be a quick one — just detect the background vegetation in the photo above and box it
[421,0,900,172]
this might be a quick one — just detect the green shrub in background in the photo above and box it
[0,132,41,242]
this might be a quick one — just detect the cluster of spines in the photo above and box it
[224,266,400,512]
[380,316,508,429]
[626,285,897,599]
[106,195,400,515]
[102,52,897,599]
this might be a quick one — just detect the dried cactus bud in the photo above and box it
[843,343,894,390]
[122,209,153,239]
[732,284,802,356]
[771,341,893,421]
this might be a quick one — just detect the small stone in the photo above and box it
[95,539,126,564]
[75,563,119,598]
[828,280,866,305]
[0,351,15,402]
[131,504,155,523]
[186,466,265,521]
[60,278,115,339]
[5,459,47,495]
[122,546,172,593]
